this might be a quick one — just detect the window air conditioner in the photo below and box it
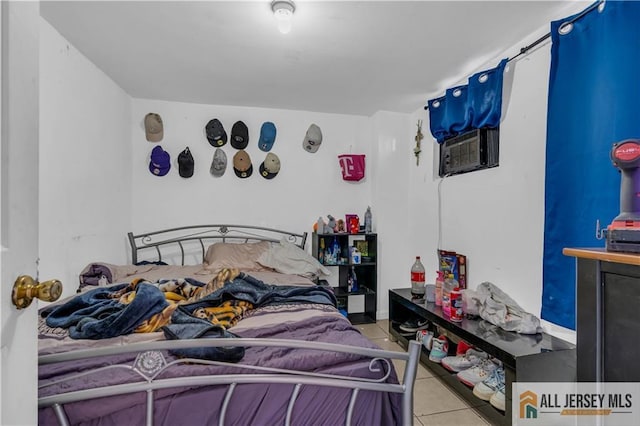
[438,127,499,177]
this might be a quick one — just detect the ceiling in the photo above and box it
[40,1,581,116]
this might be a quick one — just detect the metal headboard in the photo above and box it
[127,224,308,265]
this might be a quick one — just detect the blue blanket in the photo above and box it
[42,273,337,362]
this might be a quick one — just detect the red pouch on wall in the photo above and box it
[338,154,366,181]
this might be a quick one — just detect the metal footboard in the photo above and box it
[39,338,421,426]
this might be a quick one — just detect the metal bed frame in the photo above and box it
[39,339,422,426]
[127,224,308,265]
[40,225,421,425]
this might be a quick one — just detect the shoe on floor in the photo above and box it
[473,367,505,401]
[441,348,489,372]
[428,335,449,363]
[489,382,506,411]
[399,318,430,333]
[457,359,499,387]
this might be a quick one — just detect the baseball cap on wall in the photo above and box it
[178,147,194,178]
[258,122,277,152]
[144,113,163,142]
[259,153,281,179]
[303,124,322,153]
[206,119,227,147]
[149,145,171,176]
[233,150,253,178]
[230,121,249,149]
[210,148,227,177]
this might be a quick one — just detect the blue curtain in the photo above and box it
[543,0,640,329]
[427,59,507,142]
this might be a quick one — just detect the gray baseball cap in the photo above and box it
[210,148,227,177]
[303,124,322,153]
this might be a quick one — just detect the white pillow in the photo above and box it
[257,240,330,278]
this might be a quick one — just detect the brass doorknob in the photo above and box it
[12,275,62,309]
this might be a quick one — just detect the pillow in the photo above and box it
[203,241,272,272]
[257,240,331,279]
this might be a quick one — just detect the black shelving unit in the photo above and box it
[312,232,377,324]
[389,288,576,425]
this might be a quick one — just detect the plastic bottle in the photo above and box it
[450,287,463,322]
[435,271,444,306]
[351,246,361,264]
[364,206,372,233]
[350,267,359,292]
[319,238,325,264]
[442,274,458,317]
[332,237,341,264]
[410,256,426,298]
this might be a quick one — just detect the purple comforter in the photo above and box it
[39,307,402,425]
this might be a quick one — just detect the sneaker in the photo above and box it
[441,349,489,372]
[416,330,434,350]
[489,382,506,411]
[473,367,505,401]
[456,340,473,356]
[428,335,449,363]
[456,359,499,387]
[399,318,430,333]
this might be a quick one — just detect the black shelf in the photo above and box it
[334,286,375,297]
[389,288,576,426]
[312,232,377,324]
[347,312,376,324]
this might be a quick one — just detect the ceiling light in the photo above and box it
[271,0,295,34]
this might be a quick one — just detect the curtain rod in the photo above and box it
[423,0,604,111]
[508,0,603,63]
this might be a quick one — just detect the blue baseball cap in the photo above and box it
[258,122,277,152]
[149,145,171,176]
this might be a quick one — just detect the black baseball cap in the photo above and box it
[206,119,227,147]
[230,121,249,149]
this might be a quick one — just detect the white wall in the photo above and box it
[369,111,412,318]
[130,99,373,248]
[39,19,132,297]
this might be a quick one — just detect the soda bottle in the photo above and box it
[410,256,426,298]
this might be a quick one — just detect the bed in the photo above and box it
[38,224,421,426]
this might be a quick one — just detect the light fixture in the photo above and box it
[271,0,295,34]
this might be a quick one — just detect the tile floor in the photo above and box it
[356,320,491,426]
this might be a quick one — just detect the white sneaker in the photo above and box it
[441,349,488,372]
[473,367,505,400]
[490,382,506,411]
[457,359,499,387]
